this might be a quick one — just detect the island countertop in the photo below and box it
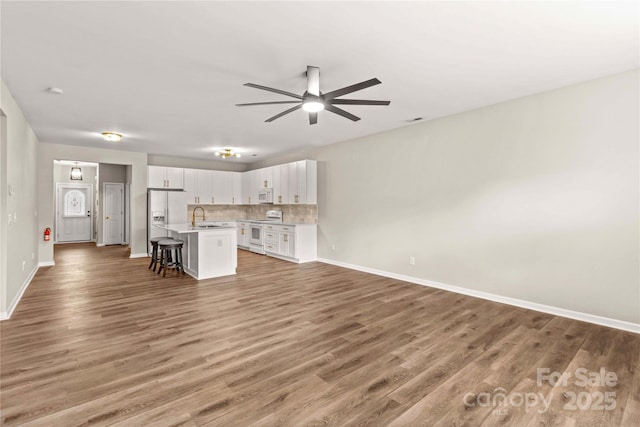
[154,223,236,234]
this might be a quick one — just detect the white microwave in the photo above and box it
[257,188,273,204]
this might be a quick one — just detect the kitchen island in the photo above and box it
[154,224,237,279]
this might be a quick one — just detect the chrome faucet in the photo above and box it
[192,206,205,226]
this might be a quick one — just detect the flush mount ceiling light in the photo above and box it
[214,148,241,159]
[102,132,122,142]
[70,162,83,180]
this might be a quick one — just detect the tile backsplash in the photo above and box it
[187,204,317,224]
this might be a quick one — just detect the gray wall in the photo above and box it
[148,154,247,172]
[251,69,640,325]
[97,163,127,245]
[0,79,39,317]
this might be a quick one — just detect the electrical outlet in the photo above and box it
[22,260,26,271]
[331,244,336,251]
[32,252,35,260]
[409,256,416,265]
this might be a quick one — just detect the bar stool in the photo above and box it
[149,236,173,272]
[157,239,185,277]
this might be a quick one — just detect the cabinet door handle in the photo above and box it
[241,229,244,235]
[284,235,288,242]
[278,195,282,204]
[232,197,235,204]
[212,197,215,204]
[264,180,268,188]
[248,197,251,204]
[294,195,299,203]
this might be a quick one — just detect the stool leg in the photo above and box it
[148,243,156,270]
[163,248,168,277]
[157,248,164,275]
[178,248,184,274]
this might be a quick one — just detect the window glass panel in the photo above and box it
[64,190,85,216]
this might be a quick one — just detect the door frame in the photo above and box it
[55,182,94,243]
[103,182,124,245]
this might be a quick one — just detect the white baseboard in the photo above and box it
[0,264,39,321]
[129,253,149,259]
[38,261,55,267]
[318,258,640,335]
[96,243,105,247]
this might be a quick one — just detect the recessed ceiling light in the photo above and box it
[47,87,64,94]
[102,132,122,142]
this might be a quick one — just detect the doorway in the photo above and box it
[56,183,93,242]
[103,183,124,245]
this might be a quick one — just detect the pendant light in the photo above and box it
[70,162,83,180]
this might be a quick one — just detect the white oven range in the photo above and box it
[249,210,283,254]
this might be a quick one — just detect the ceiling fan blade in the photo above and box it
[265,105,302,122]
[323,78,381,100]
[244,83,302,100]
[307,66,320,96]
[236,101,301,106]
[328,99,390,106]
[325,105,360,122]
[309,112,318,125]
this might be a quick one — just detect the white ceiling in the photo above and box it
[2,1,638,163]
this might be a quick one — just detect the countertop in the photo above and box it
[199,219,317,227]
[154,223,236,234]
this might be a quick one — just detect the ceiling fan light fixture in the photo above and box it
[302,100,325,113]
[102,132,122,142]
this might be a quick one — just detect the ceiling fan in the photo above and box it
[236,66,390,125]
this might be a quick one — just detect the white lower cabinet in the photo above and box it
[237,221,250,249]
[264,224,316,263]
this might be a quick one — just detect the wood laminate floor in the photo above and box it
[1,243,638,426]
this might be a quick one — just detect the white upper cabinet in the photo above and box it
[151,161,316,205]
[287,160,317,204]
[273,164,289,205]
[184,168,197,203]
[211,170,232,204]
[254,166,274,189]
[241,170,254,204]
[197,170,213,203]
[231,172,242,205]
[148,166,184,189]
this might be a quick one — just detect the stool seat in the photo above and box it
[149,236,174,271]
[157,239,185,277]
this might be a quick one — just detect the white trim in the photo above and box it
[38,261,55,267]
[318,258,640,335]
[0,265,38,321]
[129,252,148,259]
[103,182,125,246]
[96,243,105,247]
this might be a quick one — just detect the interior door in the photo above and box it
[104,183,124,245]
[56,183,93,242]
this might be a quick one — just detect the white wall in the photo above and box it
[0,79,39,317]
[253,70,640,325]
[38,144,148,262]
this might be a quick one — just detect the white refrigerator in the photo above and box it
[147,189,188,254]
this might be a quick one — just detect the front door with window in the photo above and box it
[56,183,93,242]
